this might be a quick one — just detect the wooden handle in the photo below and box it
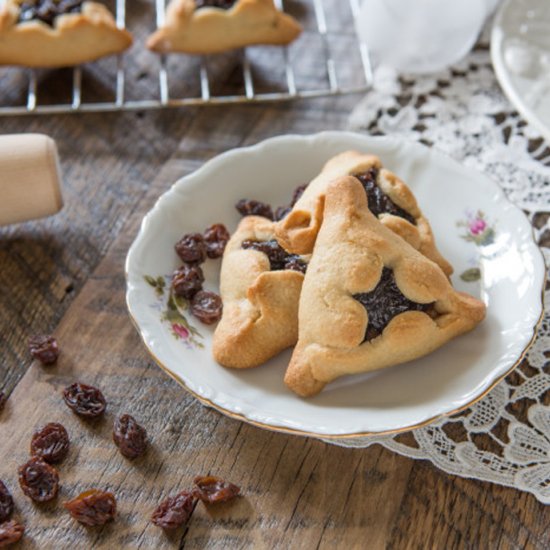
[0,133,63,226]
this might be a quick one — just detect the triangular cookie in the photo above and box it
[284,176,486,397]
[147,0,301,55]
[0,1,132,67]
[213,215,308,368]
[276,151,453,276]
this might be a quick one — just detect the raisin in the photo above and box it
[193,476,240,504]
[241,239,288,270]
[18,0,83,26]
[0,520,24,547]
[18,457,59,503]
[174,233,207,264]
[63,382,106,419]
[30,423,70,464]
[151,491,196,529]
[28,334,59,365]
[190,291,223,325]
[203,224,230,259]
[195,0,236,10]
[113,415,147,459]
[0,482,14,523]
[172,264,204,299]
[235,199,273,220]
[64,490,116,526]
[284,256,307,273]
[355,170,416,225]
[353,267,434,341]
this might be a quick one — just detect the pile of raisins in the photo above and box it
[0,372,153,539]
[172,223,228,325]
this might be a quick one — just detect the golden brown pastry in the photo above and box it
[213,215,308,369]
[0,0,132,68]
[276,151,453,277]
[147,0,301,55]
[284,176,486,397]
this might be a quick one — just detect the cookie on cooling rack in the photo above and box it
[284,176,486,397]
[0,1,133,67]
[147,0,301,55]
[213,215,308,369]
[275,150,454,277]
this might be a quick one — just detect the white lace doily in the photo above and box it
[336,41,550,504]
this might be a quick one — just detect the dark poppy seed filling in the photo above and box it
[241,239,307,274]
[354,267,435,342]
[355,169,416,226]
[195,0,236,9]
[18,0,83,26]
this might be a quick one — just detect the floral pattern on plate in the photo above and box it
[457,210,497,282]
[144,275,203,349]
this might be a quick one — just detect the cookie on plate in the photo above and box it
[0,1,132,67]
[276,151,453,276]
[147,0,301,55]
[284,176,486,397]
[213,215,308,369]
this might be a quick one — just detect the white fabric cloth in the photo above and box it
[339,40,550,504]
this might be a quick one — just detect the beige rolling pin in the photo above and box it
[0,134,63,226]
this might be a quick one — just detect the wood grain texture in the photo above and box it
[1,1,549,548]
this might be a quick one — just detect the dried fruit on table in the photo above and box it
[151,491,196,529]
[0,520,24,547]
[193,475,240,504]
[28,334,59,365]
[190,290,223,325]
[63,382,106,419]
[18,457,59,502]
[0,481,14,523]
[30,423,70,464]
[113,414,147,459]
[64,490,116,526]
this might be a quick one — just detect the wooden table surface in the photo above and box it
[1,2,549,549]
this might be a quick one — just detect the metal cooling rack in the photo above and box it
[0,0,372,116]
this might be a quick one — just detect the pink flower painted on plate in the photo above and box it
[457,210,495,247]
[172,323,189,340]
[144,274,204,348]
[456,210,497,283]
[468,218,487,235]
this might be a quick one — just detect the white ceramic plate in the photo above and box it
[492,0,550,142]
[126,132,545,438]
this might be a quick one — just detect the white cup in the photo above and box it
[357,0,502,74]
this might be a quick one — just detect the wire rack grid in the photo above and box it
[0,0,373,116]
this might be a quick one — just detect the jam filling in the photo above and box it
[355,169,416,226]
[354,267,434,342]
[18,0,83,26]
[195,0,237,9]
[241,239,307,274]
